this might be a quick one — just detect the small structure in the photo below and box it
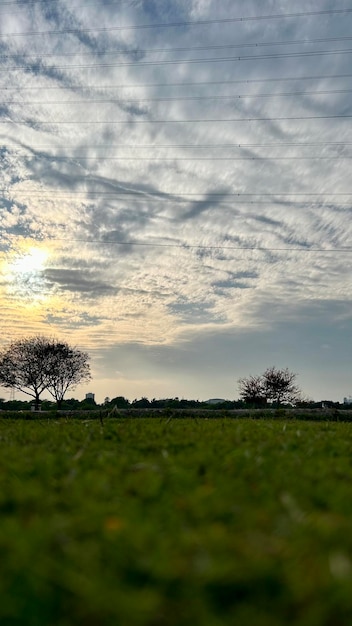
[321,401,335,409]
[85,392,95,401]
[343,396,352,405]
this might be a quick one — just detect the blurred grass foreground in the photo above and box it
[1,417,352,625]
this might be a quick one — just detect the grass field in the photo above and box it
[1,416,352,625]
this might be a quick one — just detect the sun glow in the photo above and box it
[3,246,51,303]
[11,248,48,275]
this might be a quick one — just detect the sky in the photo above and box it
[1,0,352,403]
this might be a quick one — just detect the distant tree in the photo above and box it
[238,374,266,406]
[132,397,150,408]
[0,336,53,410]
[45,341,91,409]
[41,399,56,412]
[262,366,301,406]
[238,367,302,407]
[0,336,91,410]
[80,397,97,410]
[60,397,82,411]
[107,396,130,408]
[5,399,31,412]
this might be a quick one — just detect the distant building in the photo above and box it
[343,397,352,405]
[205,398,226,404]
[321,401,335,409]
[85,392,95,401]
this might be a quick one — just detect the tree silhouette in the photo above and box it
[238,374,266,406]
[45,341,91,408]
[0,336,91,410]
[262,366,301,406]
[239,367,301,407]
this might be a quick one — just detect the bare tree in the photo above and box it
[0,336,91,410]
[238,374,266,406]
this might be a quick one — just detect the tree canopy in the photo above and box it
[238,367,302,406]
[0,336,91,409]
[262,366,301,406]
[238,374,266,406]
[44,342,91,408]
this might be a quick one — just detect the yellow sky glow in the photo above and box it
[9,248,48,275]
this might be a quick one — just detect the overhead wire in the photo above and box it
[3,87,352,104]
[2,114,352,124]
[0,0,349,16]
[1,72,351,90]
[0,8,352,38]
[3,233,352,253]
[2,34,352,60]
[4,155,352,161]
[2,47,352,70]
[2,142,352,149]
[3,192,352,197]
[1,7,352,262]
[2,188,351,254]
[0,0,133,9]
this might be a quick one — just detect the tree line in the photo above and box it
[0,336,312,411]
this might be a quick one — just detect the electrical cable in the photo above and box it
[2,47,352,70]
[4,234,352,253]
[5,155,352,161]
[1,72,350,90]
[2,114,352,124]
[3,87,352,104]
[3,141,352,149]
[3,34,352,60]
[1,8,352,38]
[3,191,352,197]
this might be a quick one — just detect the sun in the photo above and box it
[10,248,48,275]
[4,246,50,302]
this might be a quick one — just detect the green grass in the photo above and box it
[1,417,352,625]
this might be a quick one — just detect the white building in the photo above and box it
[85,392,95,401]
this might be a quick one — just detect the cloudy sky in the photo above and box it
[1,0,352,402]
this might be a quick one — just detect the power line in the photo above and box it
[5,142,351,149]
[7,155,352,162]
[4,88,352,104]
[3,47,352,70]
[0,0,349,21]
[7,235,352,253]
[3,230,352,254]
[0,8,352,37]
[0,0,131,9]
[3,34,352,60]
[1,72,351,90]
[3,191,352,197]
[2,114,352,124]
[1,0,126,5]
